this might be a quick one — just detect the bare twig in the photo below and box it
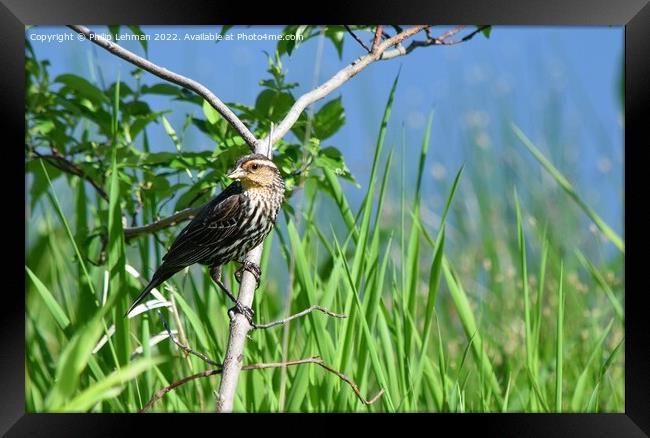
[343,25,371,53]
[252,305,347,330]
[140,356,384,412]
[437,25,466,41]
[371,25,384,53]
[381,25,489,60]
[259,25,428,148]
[435,25,487,45]
[158,310,221,367]
[158,303,345,363]
[67,25,260,151]
[123,205,201,241]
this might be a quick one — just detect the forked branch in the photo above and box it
[139,356,384,412]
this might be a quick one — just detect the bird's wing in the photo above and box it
[160,182,244,268]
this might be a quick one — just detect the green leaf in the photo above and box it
[141,83,182,96]
[55,74,109,106]
[277,25,314,56]
[161,115,179,147]
[254,90,295,122]
[122,100,151,116]
[26,266,71,331]
[44,315,105,410]
[313,97,345,139]
[174,179,214,211]
[61,357,162,411]
[127,25,148,55]
[480,26,492,38]
[108,25,120,39]
[314,146,356,184]
[129,111,166,140]
[325,26,345,59]
[202,99,221,125]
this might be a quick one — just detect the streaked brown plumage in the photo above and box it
[127,154,285,317]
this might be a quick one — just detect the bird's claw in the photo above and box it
[235,261,261,289]
[229,301,256,327]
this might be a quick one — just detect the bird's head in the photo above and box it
[227,154,283,190]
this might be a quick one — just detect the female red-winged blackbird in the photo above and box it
[127,153,285,322]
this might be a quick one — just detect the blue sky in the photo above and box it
[27,25,624,246]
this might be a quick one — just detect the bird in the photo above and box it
[126,153,285,323]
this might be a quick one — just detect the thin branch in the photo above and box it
[159,300,346,364]
[67,25,260,151]
[436,25,487,45]
[380,25,490,60]
[158,310,221,367]
[140,356,384,412]
[252,305,347,330]
[343,25,371,53]
[260,25,428,148]
[123,205,201,241]
[30,149,109,201]
[437,25,466,41]
[371,25,384,53]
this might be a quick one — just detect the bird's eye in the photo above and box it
[251,163,259,171]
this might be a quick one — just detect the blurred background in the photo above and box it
[27,25,624,260]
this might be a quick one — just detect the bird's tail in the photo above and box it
[125,270,169,317]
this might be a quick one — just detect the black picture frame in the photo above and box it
[5,0,648,435]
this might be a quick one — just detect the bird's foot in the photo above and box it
[235,260,261,288]
[228,301,256,327]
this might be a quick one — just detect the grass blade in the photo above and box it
[555,261,565,411]
[512,123,624,253]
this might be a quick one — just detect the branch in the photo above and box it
[158,310,220,367]
[67,25,260,151]
[343,25,371,53]
[252,305,347,330]
[123,205,201,241]
[158,303,345,365]
[381,25,489,60]
[140,356,384,412]
[260,25,427,148]
[30,148,109,201]
[371,25,384,53]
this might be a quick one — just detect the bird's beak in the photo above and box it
[227,167,247,180]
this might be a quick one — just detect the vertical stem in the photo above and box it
[215,244,263,412]
[216,127,274,412]
[555,262,565,411]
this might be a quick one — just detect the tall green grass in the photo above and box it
[26,78,624,412]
